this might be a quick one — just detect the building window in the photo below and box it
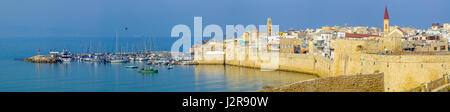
[441,46,445,50]
[434,47,437,51]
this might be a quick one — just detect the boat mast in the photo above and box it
[89,40,92,54]
[115,32,118,54]
[149,35,152,53]
[143,36,147,54]
[98,41,102,54]
[126,40,129,53]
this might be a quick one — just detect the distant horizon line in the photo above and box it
[0,22,445,38]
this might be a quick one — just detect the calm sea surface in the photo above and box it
[0,37,317,92]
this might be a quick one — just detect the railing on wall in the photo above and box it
[261,73,384,92]
[407,75,449,92]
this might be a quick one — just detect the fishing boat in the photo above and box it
[138,68,158,73]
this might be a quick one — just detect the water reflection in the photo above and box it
[194,65,318,91]
[27,61,317,92]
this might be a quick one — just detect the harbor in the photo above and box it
[4,0,449,92]
[0,36,315,92]
[2,1,450,111]
[23,50,197,74]
[24,50,194,65]
[0,39,317,92]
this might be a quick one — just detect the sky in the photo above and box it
[0,0,449,38]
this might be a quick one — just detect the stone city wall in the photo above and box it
[335,53,450,92]
[194,39,450,92]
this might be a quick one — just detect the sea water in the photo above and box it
[0,37,317,92]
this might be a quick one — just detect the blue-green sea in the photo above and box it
[0,37,317,92]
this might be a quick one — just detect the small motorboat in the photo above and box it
[125,66,138,69]
[167,65,174,69]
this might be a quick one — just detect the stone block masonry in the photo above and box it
[261,73,384,92]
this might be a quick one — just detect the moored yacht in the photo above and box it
[59,49,73,62]
[136,57,149,61]
[109,55,128,63]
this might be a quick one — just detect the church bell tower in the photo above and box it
[384,6,390,36]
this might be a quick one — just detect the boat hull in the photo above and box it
[110,60,128,63]
[138,69,158,73]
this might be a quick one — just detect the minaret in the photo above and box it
[384,6,390,36]
[267,17,272,37]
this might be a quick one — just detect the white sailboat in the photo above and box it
[109,31,128,63]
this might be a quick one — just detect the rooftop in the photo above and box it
[345,33,379,38]
[384,6,389,19]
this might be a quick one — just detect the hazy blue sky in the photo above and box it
[0,0,449,38]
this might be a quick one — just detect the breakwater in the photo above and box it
[24,55,59,63]
[23,51,192,65]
